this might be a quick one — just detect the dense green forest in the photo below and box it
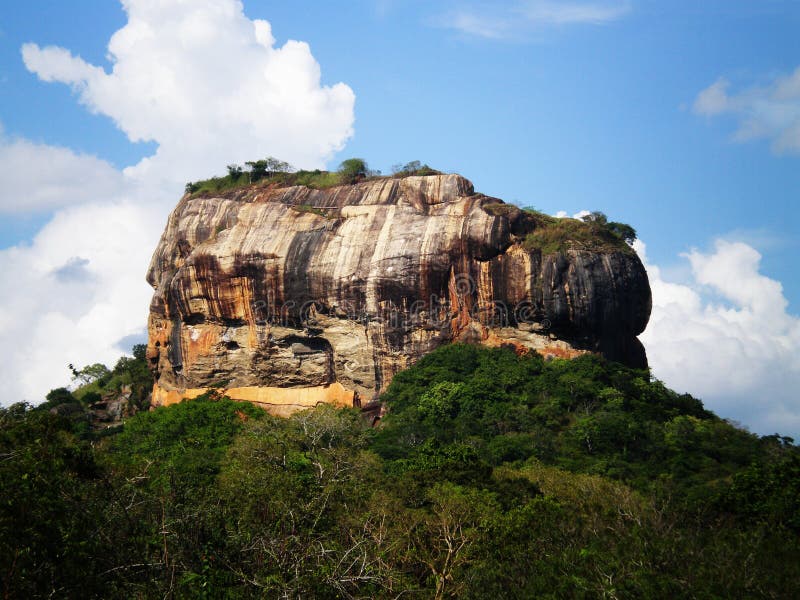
[2,344,798,598]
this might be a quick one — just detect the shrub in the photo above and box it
[607,221,637,244]
[226,164,243,180]
[523,217,633,255]
[337,158,368,184]
[292,169,342,189]
[391,160,439,177]
[246,156,291,182]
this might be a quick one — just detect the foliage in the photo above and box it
[186,157,444,198]
[3,345,799,597]
[225,163,243,180]
[245,156,291,182]
[107,343,152,406]
[517,209,637,254]
[337,157,369,184]
[42,387,77,409]
[523,214,635,254]
[291,168,342,188]
[69,362,111,387]
[716,442,800,530]
[391,160,439,177]
[67,344,152,411]
[0,403,108,597]
[35,344,153,443]
[583,210,638,244]
[373,344,765,498]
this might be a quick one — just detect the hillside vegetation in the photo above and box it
[2,344,798,598]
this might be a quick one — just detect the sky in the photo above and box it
[0,0,798,437]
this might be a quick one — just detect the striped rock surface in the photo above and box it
[146,174,651,414]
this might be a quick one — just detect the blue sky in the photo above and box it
[0,0,798,436]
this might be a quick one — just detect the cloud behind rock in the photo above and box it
[1,0,355,405]
[637,239,800,437]
[21,0,355,182]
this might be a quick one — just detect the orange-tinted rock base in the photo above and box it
[151,381,356,418]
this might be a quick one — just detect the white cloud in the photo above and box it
[437,1,630,40]
[554,209,591,219]
[637,239,800,438]
[0,199,162,401]
[693,78,730,116]
[521,1,630,24]
[21,0,355,183]
[447,12,511,40]
[0,136,124,213]
[1,0,354,406]
[693,68,800,153]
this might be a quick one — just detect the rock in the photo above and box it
[290,342,317,355]
[146,174,651,414]
[87,385,138,428]
[50,402,85,418]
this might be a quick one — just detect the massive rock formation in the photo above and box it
[146,174,651,415]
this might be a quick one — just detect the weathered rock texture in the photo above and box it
[146,174,651,414]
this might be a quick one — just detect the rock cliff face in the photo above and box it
[146,174,651,415]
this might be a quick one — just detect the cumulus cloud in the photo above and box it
[0,136,124,213]
[21,0,355,182]
[436,0,630,40]
[693,68,800,153]
[0,198,163,401]
[637,239,800,437]
[1,0,354,405]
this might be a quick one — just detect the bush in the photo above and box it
[185,156,444,198]
[226,163,243,180]
[391,160,439,177]
[581,212,637,244]
[246,156,291,182]
[523,217,633,255]
[337,158,368,184]
[2,345,800,598]
[292,169,342,189]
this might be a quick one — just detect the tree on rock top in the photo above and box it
[337,158,368,184]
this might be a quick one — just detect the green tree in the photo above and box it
[246,156,291,182]
[607,221,637,244]
[582,211,608,225]
[0,404,107,597]
[337,158,368,184]
[391,160,438,176]
[226,163,243,180]
[69,362,111,386]
[42,387,76,409]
